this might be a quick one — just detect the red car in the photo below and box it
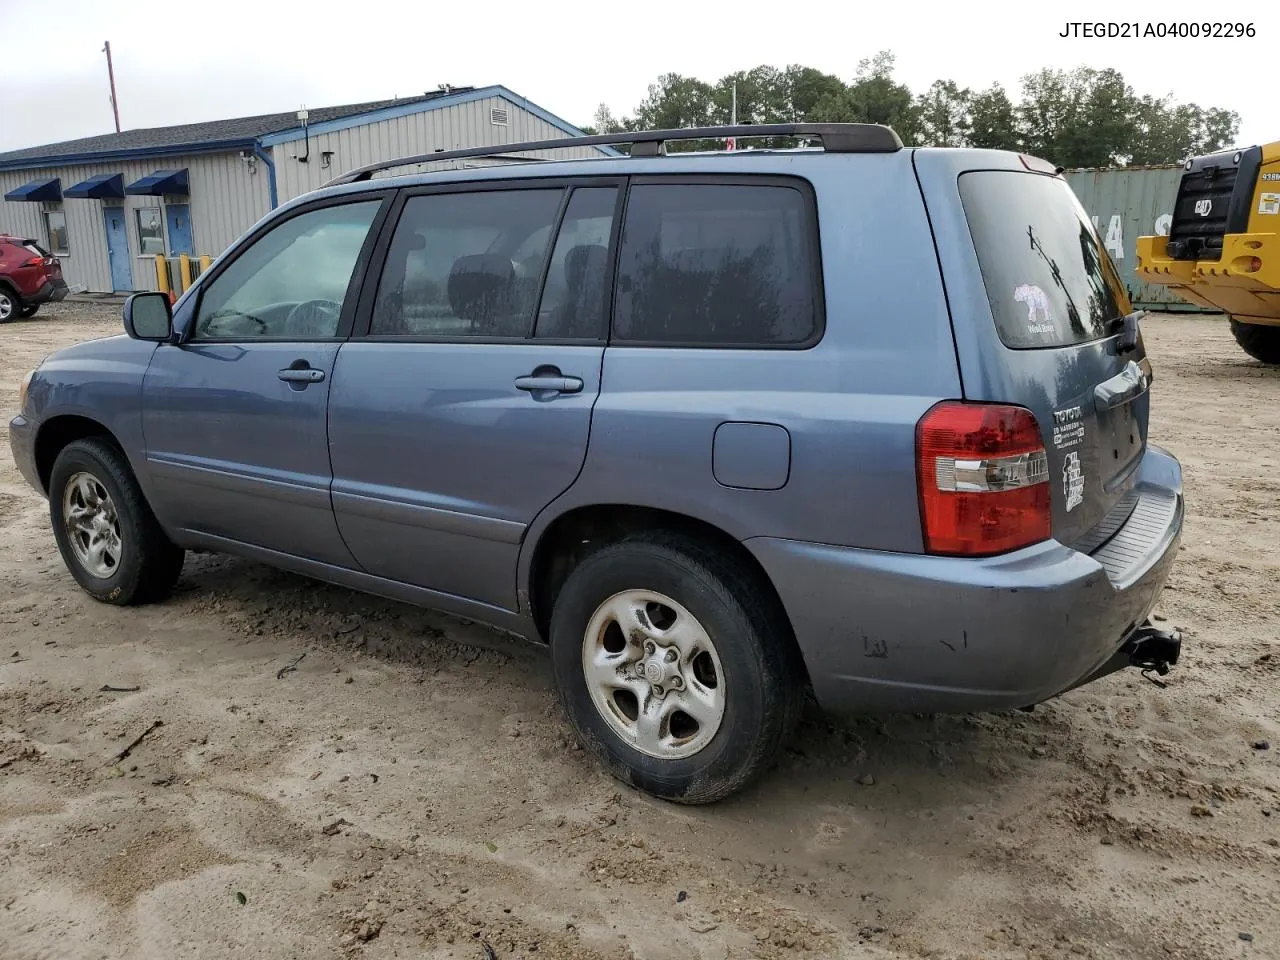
[0,234,68,322]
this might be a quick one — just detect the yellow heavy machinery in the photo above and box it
[1136,142,1280,363]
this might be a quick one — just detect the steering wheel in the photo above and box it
[203,311,266,338]
[284,299,342,337]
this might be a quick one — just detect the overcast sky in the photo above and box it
[0,0,1272,155]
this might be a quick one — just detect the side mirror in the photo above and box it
[123,291,173,341]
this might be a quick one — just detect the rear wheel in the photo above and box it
[0,288,21,323]
[1230,320,1280,365]
[19,304,39,319]
[49,439,184,605]
[549,533,803,804]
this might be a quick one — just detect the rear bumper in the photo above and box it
[31,279,69,304]
[747,444,1184,714]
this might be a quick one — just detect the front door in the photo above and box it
[103,207,133,291]
[165,203,194,256]
[141,196,386,564]
[327,182,620,609]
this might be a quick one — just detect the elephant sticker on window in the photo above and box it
[1013,283,1055,336]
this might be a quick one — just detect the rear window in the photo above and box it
[614,183,820,346]
[22,240,49,258]
[960,171,1128,349]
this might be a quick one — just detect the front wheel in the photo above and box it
[550,534,803,804]
[49,438,185,604]
[1230,319,1280,365]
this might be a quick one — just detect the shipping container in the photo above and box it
[1064,164,1212,312]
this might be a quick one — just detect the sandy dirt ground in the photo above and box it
[0,302,1277,960]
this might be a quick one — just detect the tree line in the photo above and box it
[582,53,1240,168]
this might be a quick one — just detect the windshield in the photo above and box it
[959,171,1130,349]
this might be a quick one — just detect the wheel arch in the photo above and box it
[522,502,807,681]
[34,415,124,494]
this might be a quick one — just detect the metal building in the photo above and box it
[0,85,604,294]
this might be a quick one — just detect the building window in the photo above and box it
[136,207,165,256]
[43,207,69,255]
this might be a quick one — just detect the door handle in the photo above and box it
[514,374,583,394]
[278,367,325,383]
[1093,360,1147,412]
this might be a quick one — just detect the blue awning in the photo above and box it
[4,177,62,202]
[64,173,125,200]
[124,168,189,196]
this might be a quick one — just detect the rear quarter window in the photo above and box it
[959,171,1129,349]
[613,181,822,346]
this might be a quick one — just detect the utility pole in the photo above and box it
[102,41,121,133]
[726,82,737,151]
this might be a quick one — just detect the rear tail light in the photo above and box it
[916,401,1052,556]
[23,256,42,267]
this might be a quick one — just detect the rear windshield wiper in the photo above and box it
[1110,310,1143,353]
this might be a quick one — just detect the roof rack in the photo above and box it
[325,122,903,186]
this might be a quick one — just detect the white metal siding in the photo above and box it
[272,96,603,201]
[0,97,597,293]
[0,152,270,293]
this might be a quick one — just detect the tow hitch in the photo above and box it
[1127,622,1182,688]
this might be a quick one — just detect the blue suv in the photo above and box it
[8,124,1184,803]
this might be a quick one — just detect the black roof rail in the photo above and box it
[325,123,902,186]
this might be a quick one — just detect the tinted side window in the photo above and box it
[371,189,564,338]
[534,187,617,340]
[614,183,820,346]
[194,200,381,340]
[959,171,1128,349]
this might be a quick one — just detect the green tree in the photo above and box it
[916,79,971,147]
[1018,67,1134,167]
[783,65,847,121]
[967,84,1021,151]
[632,73,714,130]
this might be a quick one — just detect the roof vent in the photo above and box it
[490,106,509,127]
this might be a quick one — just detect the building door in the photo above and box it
[102,207,133,292]
[165,203,194,256]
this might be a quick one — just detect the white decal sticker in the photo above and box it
[1063,452,1085,512]
[1052,405,1086,449]
[1262,172,1280,182]
[1104,215,1124,259]
[1154,214,1172,236]
[1259,193,1280,216]
[1013,284,1055,336]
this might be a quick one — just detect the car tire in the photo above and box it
[549,532,804,804]
[1230,319,1280,365]
[0,288,21,323]
[19,304,39,319]
[49,438,185,605]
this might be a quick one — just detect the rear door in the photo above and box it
[327,179,622,609]
[916,154,1148,545]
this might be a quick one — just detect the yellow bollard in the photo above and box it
[178,254,193,293]
[154,254,172,303]
[198,254,211,274]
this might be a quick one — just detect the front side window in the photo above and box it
[614,183,821,345]
[43,208,68,255]
[136,208,165,256]
[370,189,564,338]
[193,200,381,340]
